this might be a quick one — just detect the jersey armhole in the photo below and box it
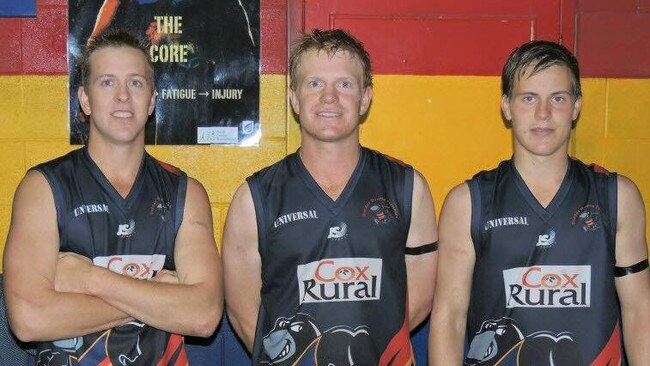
[467,179,482,252]
[174,173,188,234]
[403,166,414,228]
[608,173,618,250]
[31,167,65,247]
[246,175,267,258]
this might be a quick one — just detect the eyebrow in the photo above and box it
[95,73,147,79]
[514,90,572,96]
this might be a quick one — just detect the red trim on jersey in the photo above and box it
[379,298,413,366]
[589,321,622,366]
[570,156,611,175]
[156,334,188,366]
[379,318,413,366]
[366,147,407,167]
[588,163,611,175]
[155,159,182,174]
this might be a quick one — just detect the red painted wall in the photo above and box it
[300,0,575,76]
[577,0,650,77]
[2,1,649,77]
[298,0,650,78]
[0,0,287,75]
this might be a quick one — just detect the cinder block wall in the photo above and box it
[0,0,290,270]
[2,1,650,271]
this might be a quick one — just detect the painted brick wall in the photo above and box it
[2,1,650,267]
[0,1,648,364]
[574,0,650,243]
[0,0,290,264]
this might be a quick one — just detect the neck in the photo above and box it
[87,139,145,198]
[299,141,361,200]
[513,153,569,208]
[513,150,568,181]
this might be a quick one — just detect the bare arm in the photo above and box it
[63,177,223,337]
[614,175,650,365]
[429,183,475,365]
[405,170,438,330]
[3,171,132,342]
[222,183,261,352]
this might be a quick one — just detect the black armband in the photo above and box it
[614,258,649,277]
[405,242,438,255]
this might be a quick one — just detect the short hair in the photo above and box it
[289,29,372,90]
[79,29,154,91]
[501,40,581,100]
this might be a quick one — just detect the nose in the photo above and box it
[535,99,551,120]
[319,84,338,104]
[115,82,131,102]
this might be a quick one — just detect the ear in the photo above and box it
[148,90,157,116]
[359,86,373,115]
[289,88,300,115]
[78,86,92,116]
[501,94,512,121]
[572,96,582,121]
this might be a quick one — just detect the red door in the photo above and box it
[294,0,576,76]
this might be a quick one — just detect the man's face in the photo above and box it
[502,64,581,159]
[78,46,155,146]
[289,49,372,144]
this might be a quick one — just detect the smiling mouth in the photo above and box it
[271,339,292,361]
[111,111,134,118]
[316,111,342,117]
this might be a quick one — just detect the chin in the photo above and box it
[529,147,565,157]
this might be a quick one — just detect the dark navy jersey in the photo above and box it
[465,158,622,366]
[33,147,189,366]
[248,147,415,366]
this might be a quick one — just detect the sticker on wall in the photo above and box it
[68,0,260,146]
[0,0,36,17]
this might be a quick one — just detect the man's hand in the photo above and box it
[55,252,94,294]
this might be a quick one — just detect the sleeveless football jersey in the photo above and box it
[465,158,622,366]
[248,147,415,366]
[33,147,189,366]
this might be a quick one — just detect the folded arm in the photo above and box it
[4,173,223,341]
[3,171,132,342]
[72,177,224,337]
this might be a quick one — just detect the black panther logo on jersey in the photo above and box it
[465,317,582,366]
[38,322,186,365]
[149,196,171,222]
[362,197,399,225]
[261,313,374,366]
[262,313,320,364]
[571,204,601,232]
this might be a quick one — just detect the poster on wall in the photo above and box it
[68,0,260,145]
[0,0,36,17]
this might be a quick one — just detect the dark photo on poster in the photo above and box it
[68,0,260,145]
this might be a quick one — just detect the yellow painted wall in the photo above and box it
[1,74,649,270]
[292,75,650,246]
[0,74,289,270]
